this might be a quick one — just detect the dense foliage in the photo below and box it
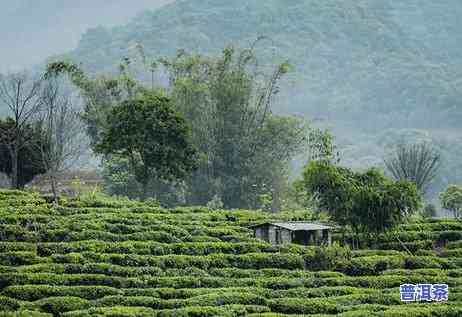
[95,92,197,199]
[302,161,421,238]
[440,185,462,219]
[0,190,461,316]
[58,0,462,201]
[0,119,49,188]
[161,48,307,209]
[46,46,307,209]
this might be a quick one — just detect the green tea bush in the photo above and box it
[403,256,455,270]
[185,292,267,306]
[0,273,144,289]
[0,242,36,252]
[33,296,90,314]
[438,231,462,242]
[0,312,52,317]
[0,252,46,266]
[304,244,352,271]
[93,295,176,310]
[382,305,462,317]
[0,296,20,311]
[378,240,434,252]
[341,256,405,276]
[2,285,122,301]
[1,190,461,316]
[62,307,159,317]
[269,297,340,314]
[155,305,269,317]
[272,286,366,299]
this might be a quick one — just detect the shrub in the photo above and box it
[269,297,340,314]
[404,256,447,270]
[1,192,461,316]
[0,296,20,311]
[438,231,462,242]
[304,243,352,271]
[273,286,364,299]
[0,273,144,289]
[382,305,462,317]
[2,285,122,301]
[185,292,267,307]
[0,312,52,317]
[93,295,176,310]
[0,242,36,252]
[33,296,90,314]
[62,306,157,317]
[342,256,405,276]
[155,305,269,317]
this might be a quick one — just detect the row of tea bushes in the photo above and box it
[0,190,461,316]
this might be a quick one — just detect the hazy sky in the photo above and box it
[0,0,173,72]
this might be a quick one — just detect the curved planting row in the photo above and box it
[0,190,460,316]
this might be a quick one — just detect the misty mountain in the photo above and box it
[2,0,461,200]
[66,0,462,126]
[61,0,461,199]
[0,0,173,72]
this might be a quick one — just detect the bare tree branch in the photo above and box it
[36,77,88,200]
[384,142,440,195]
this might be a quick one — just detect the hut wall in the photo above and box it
[268,225,277,244]
[280,228,292,244]
[255,226,269,241]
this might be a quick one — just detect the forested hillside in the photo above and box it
[61,0,462,200]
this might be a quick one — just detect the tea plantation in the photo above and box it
[0,190,461,316]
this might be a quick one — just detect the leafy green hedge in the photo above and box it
[1,190,461,316]
[3,285,122,301]
[31,296,90,314]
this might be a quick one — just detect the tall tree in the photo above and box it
[162,47,307,208]
[306,128,340,164]
[0,72,43,188]
[95,92,197,199]
[384,142,440,195]
[36,77,87,201]
[45,60,141,149]
[46,44,308,209]
[0,119,49,188]
[302,161,421,247]
[440,184,462,219]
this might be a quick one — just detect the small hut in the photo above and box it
[251,221,333,246]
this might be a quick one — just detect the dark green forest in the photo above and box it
[56,0,462,201]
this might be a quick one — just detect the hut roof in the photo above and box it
[250,221,334,231]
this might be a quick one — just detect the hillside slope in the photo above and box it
[63,0,462,199]
[69,0,462,127]
[0,190,461,316]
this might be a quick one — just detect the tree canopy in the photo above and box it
[440,185,462,219]
[302,161,421,237]
[95,92,197,199]
[0,118,49,188]
[58,0,462,201]
[162,47,307,209]
[46,44,308,209]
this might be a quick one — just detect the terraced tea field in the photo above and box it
[0,190,461,316]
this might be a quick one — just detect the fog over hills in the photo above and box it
[0,0,173,72]
[62,0,462,199]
